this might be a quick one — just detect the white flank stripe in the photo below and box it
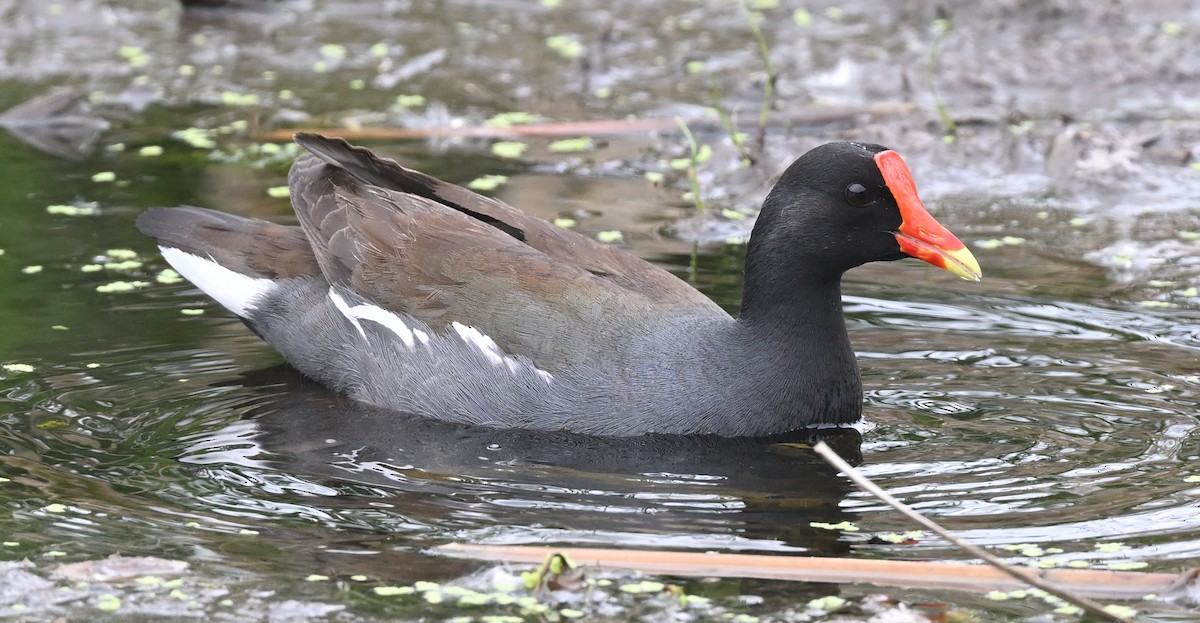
[328,290,415,347]
[160,247,275,317]
[452,322,504,366]
[349,303,415,347]
[451,321,553,383]
[328,290,366,339]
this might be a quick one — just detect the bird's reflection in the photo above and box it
[197,366,866,554]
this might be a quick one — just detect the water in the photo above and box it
[1,0,1198,620]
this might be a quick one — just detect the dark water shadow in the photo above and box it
[222,366,866,554]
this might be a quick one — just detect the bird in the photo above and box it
[136,133,981,437]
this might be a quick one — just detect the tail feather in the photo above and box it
[136,206,321,317]
[136,207,319,279]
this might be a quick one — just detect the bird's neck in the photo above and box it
[738,260,847,331]
[696,274,861,436]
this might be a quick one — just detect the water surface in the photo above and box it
[0,0,1198,620]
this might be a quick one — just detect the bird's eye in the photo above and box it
[845,183,873,207]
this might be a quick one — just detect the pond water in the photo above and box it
[0,0,1198,621]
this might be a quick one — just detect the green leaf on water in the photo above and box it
[806,595,845,611]
[619,580,664,594]
[156,269,182,284]
[97,594,121,611]
[546,35,584,59]
[395,94,426,109]
[107,249,139,260]
[596,230,624,244]
[486,112,537,127]
[491,142,527,159]
[467,175,508,191]
[809,520,859,531]
[373,585,414,596]
[47,203,97,216]
[220,91,259,107]
[549,137,594,153]
[319,43,347,60]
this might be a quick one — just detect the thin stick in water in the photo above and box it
[812,441,1129,623]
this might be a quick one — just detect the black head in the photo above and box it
[741,142,980,318]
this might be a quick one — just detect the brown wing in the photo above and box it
[286,138,728,369]
[292,132,720,310]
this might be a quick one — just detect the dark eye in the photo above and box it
[845,182,873,207]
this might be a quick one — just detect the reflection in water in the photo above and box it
[179,367,865,555]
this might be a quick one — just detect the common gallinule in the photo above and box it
[137,133,980,437]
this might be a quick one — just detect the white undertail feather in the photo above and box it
[159,247,275,317]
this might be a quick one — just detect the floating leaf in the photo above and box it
[106,249,138,260]
[220,92,258,107]
[47,203,97,216]
[319,44,347,60]
[467,175,508,191]
[486,111,537,127]
[809,520,859,531]
[157,270,182,285]
[96,281,150,293]
[619,580,664,594]
[395,94,426,108]
[596,230,624,244]
[546,35,584,59]
[806,595,845,611]
[491,141,527,159]
[2,364,34,373]
[1107,561,1147,571]
[553,218,577,229]
[138,145,163,157]
[172,127,216,150]
[91,171,116,183]
[267,186,290,198]
[549,137,593,153]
